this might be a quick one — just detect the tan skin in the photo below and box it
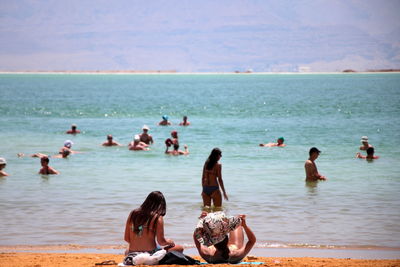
[102,135,122,146]
[66,125,81,134]
[139,130,154,145]
[129,140,149,151]
[165,144,189,155]
[359,141,373,151]
[305,152,326,181]
[39,158,59,175]
[179,116,190,126]
[124,212,183,254]
[0,164,9,176]
[202,155,228,208]
[259,138,286,147]
[193,214,256,264]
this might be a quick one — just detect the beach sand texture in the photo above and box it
[0,253,399,267]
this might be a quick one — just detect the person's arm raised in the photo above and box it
[236,215,256,260]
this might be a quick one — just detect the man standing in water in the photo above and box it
[359,136,373,150]
[305,147,326,181]
[139,125,154,145]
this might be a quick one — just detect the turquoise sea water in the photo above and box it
[0,73,399,250]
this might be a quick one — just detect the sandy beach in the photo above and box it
[0,253,399,267]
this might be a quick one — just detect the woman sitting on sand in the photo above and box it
[202,148,228,211]
[124,191,183,256]
[193,211,256,264]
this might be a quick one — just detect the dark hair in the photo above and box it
[309,147,321,156]
[214,236,230,261]
[41,156,49,163]
[367,147,374,155]
[205,148,222,170]
[130,191,166,234]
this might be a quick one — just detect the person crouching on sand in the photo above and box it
[0,158,9,177]
[356,147,379,160]
[305,147,326,181]
[124,191,183,256]
[39,156,59,175]
[202,148,228,212]
[193,211,256,264]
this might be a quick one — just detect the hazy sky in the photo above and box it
[1,0,399,71]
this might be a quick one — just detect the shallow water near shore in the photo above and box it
[0,73,399,251]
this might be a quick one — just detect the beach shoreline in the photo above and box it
[0,70,400,75]
[0,253,398,267]
[1,245,399,260]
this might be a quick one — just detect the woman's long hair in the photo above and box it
[130,191,166,234]
[214,236,230,261]
[205,148,222,170]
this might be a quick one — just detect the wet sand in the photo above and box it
[0,253,399,267]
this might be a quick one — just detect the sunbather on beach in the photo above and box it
[66,124,81,134]
[38,156,59,175]
[305,147,326,181]
[129,135,149,151]
[259,137,286,147]
[139,125,154,145]
[179,116,190,126]
[124,191,183,256]
[164,139,189,155]
[193,212,256,264]
[158,115,171,126]
[102,134,122,146]
[0,158,9,176]
[356,147,379,160]
[202,148,228,211]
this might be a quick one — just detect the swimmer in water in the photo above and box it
[102,134,122,146]
[179,116,190,126]
[359,136,373,151]
[66,124,81,134]
[259,137,286,147]
[356,147,379,160]
[38,156,59,175]
[305,147,326,182]
[129,135,149,151]
[0,158,9,177]
[139,125,154,145]
[159,115,171,126]
[201,148,228,211]
[164,139,189,155]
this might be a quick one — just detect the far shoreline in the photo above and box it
[0,70,400,75]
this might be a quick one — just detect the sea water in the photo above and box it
[0,73,399,250]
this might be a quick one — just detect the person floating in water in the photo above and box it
[193,211,256,264]
[359,136,373,151]
[259,137,286,147]
[305,147,326,181]
[0,158,9,177]
[202,148,228,211]
[356,147,379,160]
[179,116,190,126]
[38,156,59,175]
[164,139,189,155]
[159,115,171,126]
[102,134,122,146]
[139,125,154,145]
[124,191,183,256]
[66,124,81,134]
[129,135,149,151]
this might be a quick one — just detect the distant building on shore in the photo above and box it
[298,66,311,72]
